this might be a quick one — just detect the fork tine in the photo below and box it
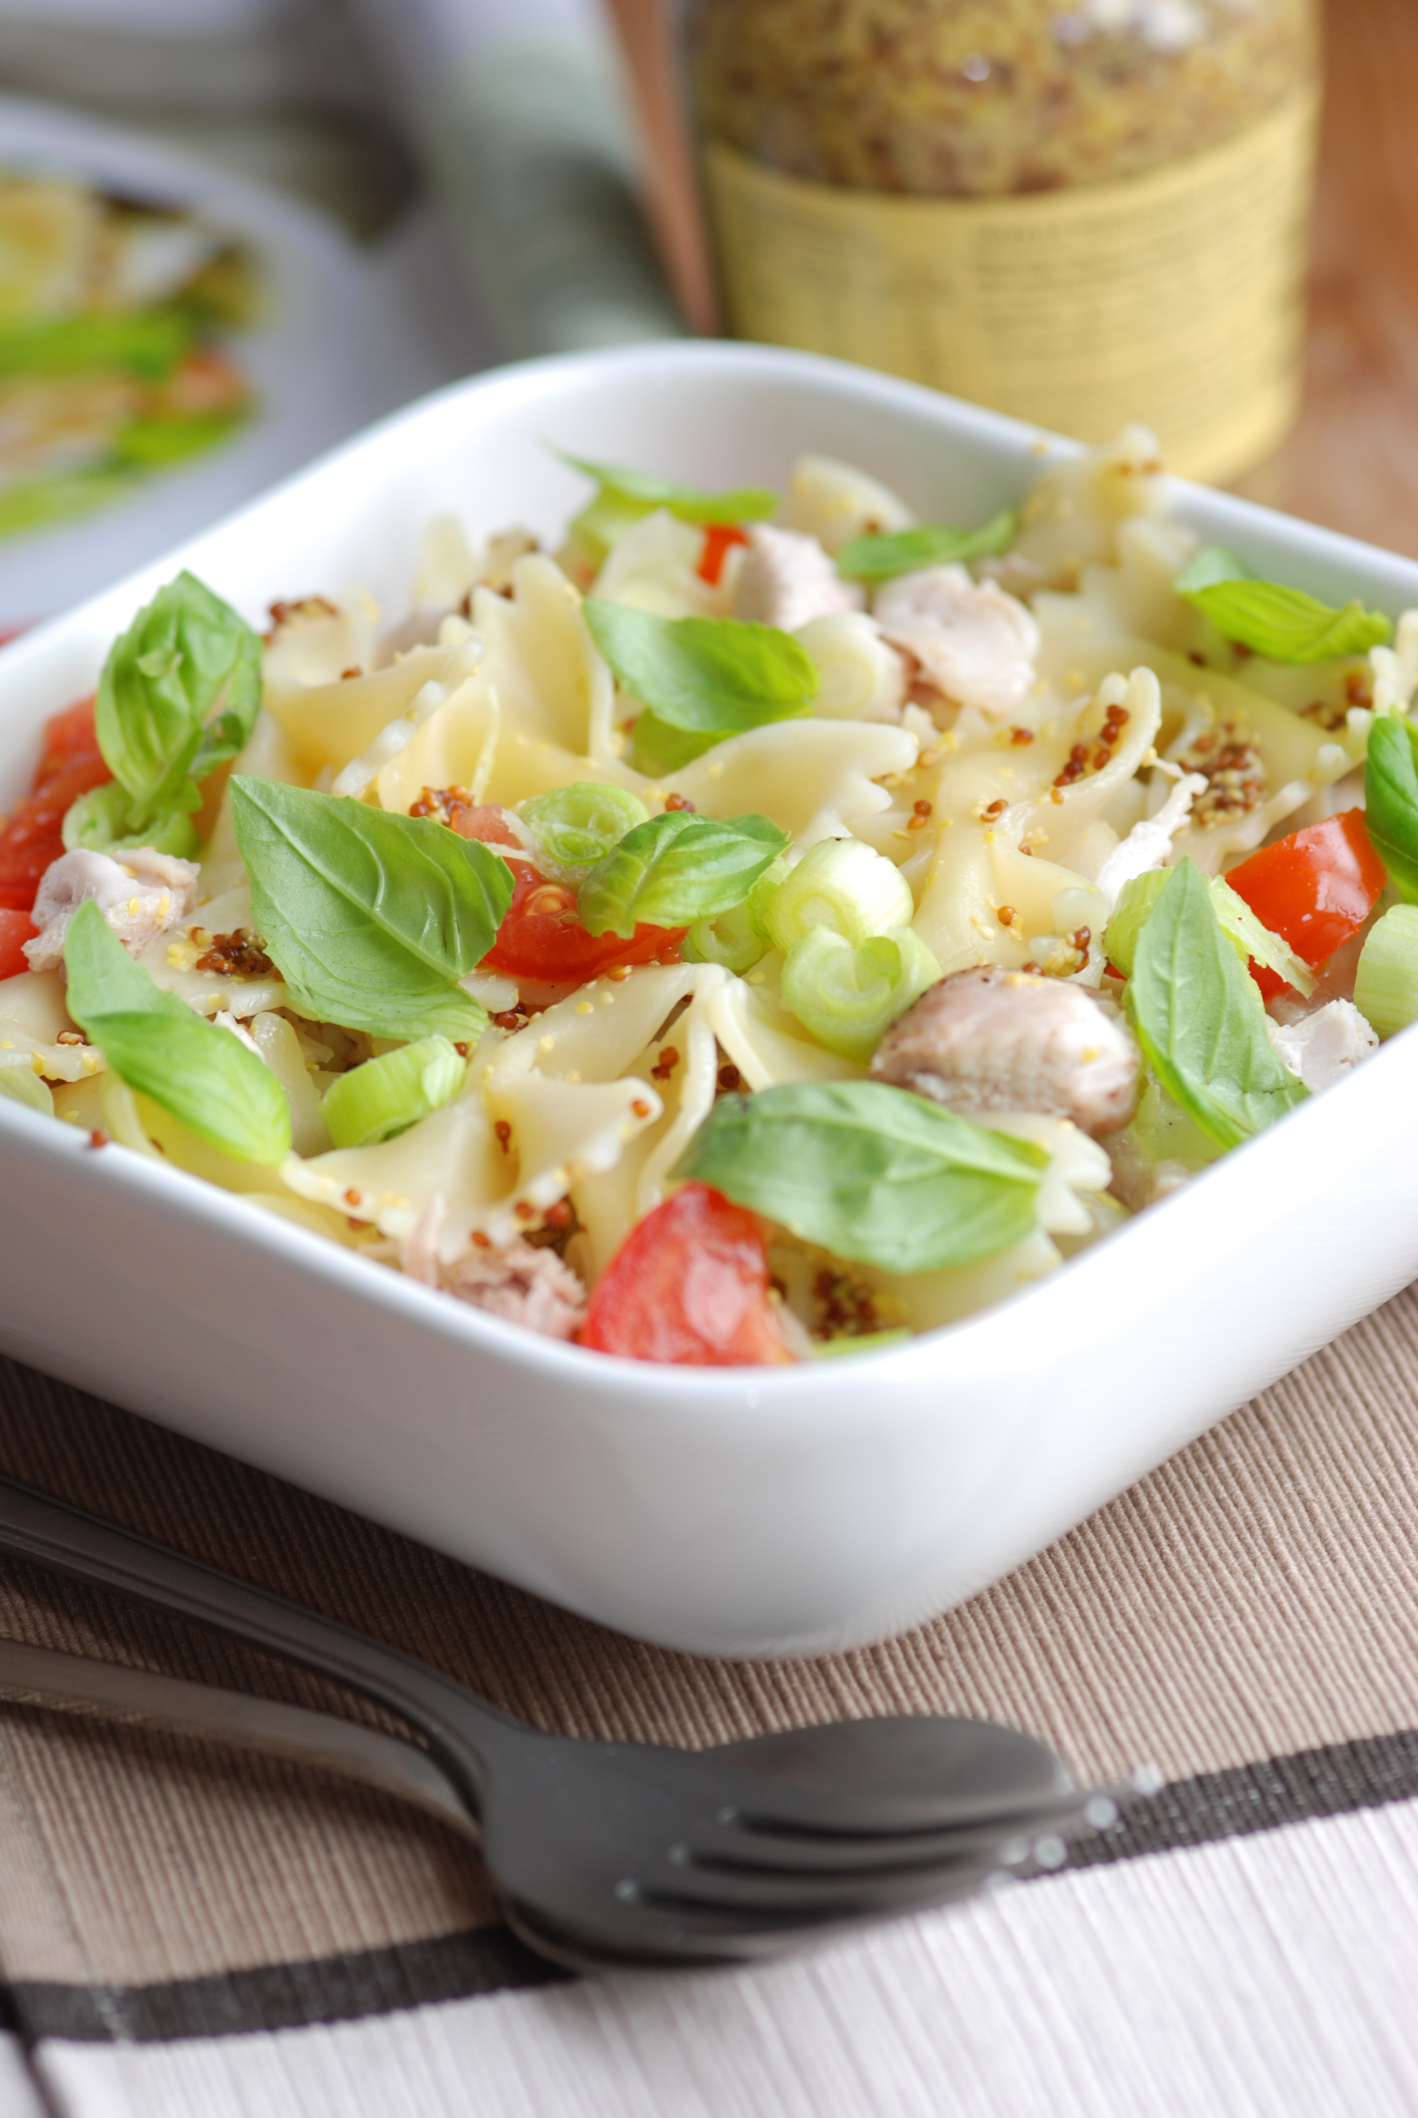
[685,1800,1093,1876]
[618,1853,1003,1924]
[701,1781,1095,1848]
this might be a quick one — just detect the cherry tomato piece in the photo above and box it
[1225,808,1387,999]
[0,694,112,912]
[483,858,683,984]
[416,791,522,848]
[0,908,37,978]
[696,523,750,586]
[37,695,101,778]
[409,793,684,982]
[581,1183,799,1366]
[0,755,114,912]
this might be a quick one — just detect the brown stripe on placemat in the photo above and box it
[1,1273,1417,1996]
[4,1728,1417,2046]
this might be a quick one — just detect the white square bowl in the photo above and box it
[3,342,1417,1659]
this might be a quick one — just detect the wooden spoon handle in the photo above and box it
[603,0,721,335]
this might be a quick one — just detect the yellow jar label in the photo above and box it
[704,92,1318,486]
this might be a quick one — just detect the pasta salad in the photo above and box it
[4,428,1418,1366]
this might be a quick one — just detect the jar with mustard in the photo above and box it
[686,0,1320,484]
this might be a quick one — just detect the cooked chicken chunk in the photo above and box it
[1266,1000,1376,1093]
[871,965,1141,1137]
[873,564,1039,718]
[25,846,201,973]
[733,524,864,634]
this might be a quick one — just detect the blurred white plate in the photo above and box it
[0,93,439,626]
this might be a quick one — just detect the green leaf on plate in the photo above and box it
[584,601,818,740]
[1179,576,1392,663]
[1124,858,1308,1149]
[96,570,262,824]
[577,810,789,939]
[62,899,289,1164]
[673,1079,1046,1276]
[1363,712,1418,903]
[557,450,778,526]
[836,508,1019,582]
[229,778,514,1041]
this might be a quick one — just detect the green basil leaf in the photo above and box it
[557,450,778,526]
[1124,859,1308,1150]
[836,508,1019,582]
[578,811,790,939]
[1363,713,1418,902]
[585,602,818,737]
[229,778,513,1041]
[61,781,201,859]
[62,899,290,1164]
[627,710,716,778]
[96,570,262,821]
[674,1080,1045,1276]
[1179,577,1392,663]
[1173,543,1253,595]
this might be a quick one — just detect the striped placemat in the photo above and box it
[1,1275,1416,2117]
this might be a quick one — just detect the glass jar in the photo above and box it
[686,0,1321,484]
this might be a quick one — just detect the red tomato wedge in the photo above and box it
[483,859,684,983]
[581,1183,800,1366]
[409,793,685,984]
[1225,809,1387,999]
[696,523,749,586]
[0,696,112,913]
[0,908,37,978]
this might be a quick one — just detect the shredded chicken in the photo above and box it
[733,524,864,634]
[872,965,1141,1138]
[1094,773,1207,908]
[872,565,1039,718]
[25,846,200,973]
[1266,1001,1377,1093]
[399,1198,586,1341]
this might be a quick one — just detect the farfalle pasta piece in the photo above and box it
[665,719,917,847]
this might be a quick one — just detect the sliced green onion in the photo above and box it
[518,782,649,876]
[322,1035,467,1149]
[0,1064,52,1115]
[765,838,914,953]
[683,897,767,973]
[781,926,939,1062]
[1354,906,1418,1039]
[684,855,788,971]
[812,1329,913,1358]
